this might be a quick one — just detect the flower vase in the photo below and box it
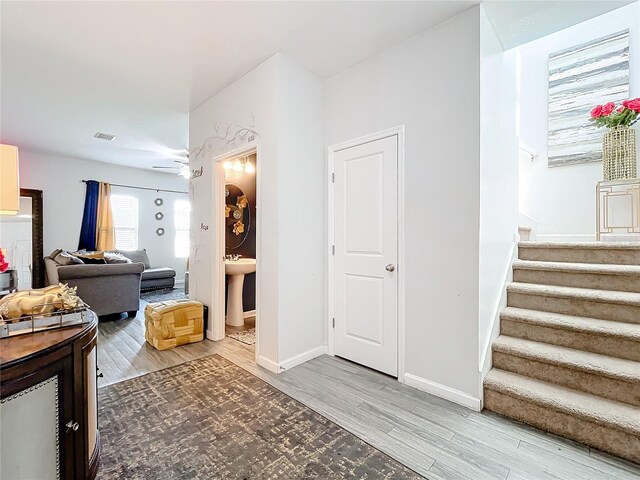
[602,126,637,180]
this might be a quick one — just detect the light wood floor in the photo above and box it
[97,307,640,480]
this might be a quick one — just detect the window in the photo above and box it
[111,195,139,251]
[174,199,190,258]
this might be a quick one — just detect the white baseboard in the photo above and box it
[205,329,224,342]
[279,346,327,372]
[243,309,256,319]
[404,373,481,412]
[257,355,279,374]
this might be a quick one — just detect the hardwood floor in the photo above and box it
[97,306,640,480]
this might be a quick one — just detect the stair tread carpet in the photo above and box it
[513,260,640,276]
[519,242,640,250]
[493,335,640,383]
[500,307,640,341]
[484,369,640,436]
[508,282,640,306]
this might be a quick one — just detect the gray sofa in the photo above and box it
[113,250,176,291]
[44,252,143,317]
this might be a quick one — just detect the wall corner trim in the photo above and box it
[257,355,279,374]
[278,346,327,372]
[404,373,481,412]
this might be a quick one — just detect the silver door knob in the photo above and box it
[385,264,395,272]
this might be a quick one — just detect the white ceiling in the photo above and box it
[1,1,632,172]
[0,1,477,171]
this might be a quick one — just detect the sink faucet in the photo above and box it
[225,254,242,261]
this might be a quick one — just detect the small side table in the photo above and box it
[0,270,18,297]
[596,179,640,241]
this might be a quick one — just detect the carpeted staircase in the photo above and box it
[484,242,640,463]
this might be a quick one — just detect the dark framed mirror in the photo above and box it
[13,189,43,288]
[225,184,251,249]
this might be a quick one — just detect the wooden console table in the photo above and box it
[0,311,100,479]
[596,179,640,241]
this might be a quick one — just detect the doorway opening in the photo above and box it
[211,144,260,361]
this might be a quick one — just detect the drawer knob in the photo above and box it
[66,421,79,433]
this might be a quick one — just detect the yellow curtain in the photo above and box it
[96,182,115,251]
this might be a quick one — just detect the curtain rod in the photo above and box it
[82,180,189,195]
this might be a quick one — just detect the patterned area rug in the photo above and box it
[98,355,422,479]
[140,287,187,303]
[227,327,256,345]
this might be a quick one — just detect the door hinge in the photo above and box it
[332,172,335,183]
[332,318,335,328]
[332,245,335,255]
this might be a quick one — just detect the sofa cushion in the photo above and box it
[116,249,151,269]
[142,267,176,281]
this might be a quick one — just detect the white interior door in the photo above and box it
[13,240,32,289]
[333,135,398,376]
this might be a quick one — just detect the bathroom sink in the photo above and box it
[224,258,256,275]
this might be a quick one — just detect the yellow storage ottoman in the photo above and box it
[145,300,204,351]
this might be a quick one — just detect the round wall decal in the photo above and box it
[155,212,164,221]
[154,198,164,206]
[156,227,165,236]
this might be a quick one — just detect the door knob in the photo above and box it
[385,264,395,272]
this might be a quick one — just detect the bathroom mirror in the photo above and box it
[0,189,44,289]
[225,183,250,249]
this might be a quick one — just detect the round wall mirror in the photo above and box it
[225,183,250,249]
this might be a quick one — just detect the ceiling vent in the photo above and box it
[94,132,117,141]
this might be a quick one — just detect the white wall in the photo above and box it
[325,6,482,401]
[17,150,188,279]
[276,56,326,363]
[189,54,325,368]
[478,7,519,373]
[518,3,640,241]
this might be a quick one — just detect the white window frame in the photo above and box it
[174,198,190,258]
[111,194,139,251]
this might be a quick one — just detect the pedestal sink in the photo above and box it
[225,258,256,326]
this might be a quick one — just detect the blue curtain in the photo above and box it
[78,180,99,251]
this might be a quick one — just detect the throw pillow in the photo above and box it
[54,251,84,266]
[79,257,107,265]
[75,250,105,260]
[103,252,132,264]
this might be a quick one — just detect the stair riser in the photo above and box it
[492,351,640,407]
[501,318,640,362]
[507,292,640,324]
[484,389,640,464]
[513,269,640,293]
[519,247,640,265]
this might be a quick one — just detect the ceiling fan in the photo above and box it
[152,152,191,178]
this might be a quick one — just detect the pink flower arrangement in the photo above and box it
[0,249,8,273]
[590,98,640,128]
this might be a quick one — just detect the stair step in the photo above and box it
[492,336,640,406]
[507,283,640,324]
[500,307,640,361]
[518,242,640,265]
[484,369,640,463]
[513,260,640,292]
